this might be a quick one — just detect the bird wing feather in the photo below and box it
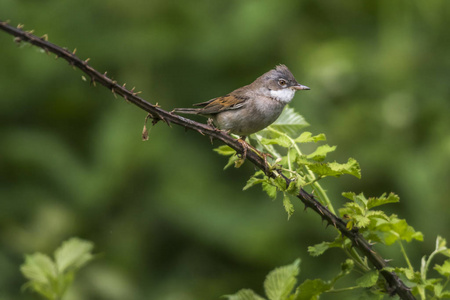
[193,93,249,115]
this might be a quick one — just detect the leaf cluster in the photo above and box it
[224,258,381,300]
[215,106,361,217]
[386,236,450,300]
[20,238,94,300]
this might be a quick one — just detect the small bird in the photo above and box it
[174,64,309,158]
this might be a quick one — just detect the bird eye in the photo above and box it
[278,79,287,87]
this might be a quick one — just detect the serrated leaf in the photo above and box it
[376,218,423,245]
[263,182,277,199]
[367,193,400,209]
[355,270,379,288]
[434,259,450,277]
[294,279,331,300]
[283,194,294,218]
[224,154,240,170]
[262,106,309,137]
[436,236,448,253]
[308,158,361,179]
[21,253,57,285]
[214,145,236,156]
[306,145,336,161]
[260,136,292,148]
[224,289,266,300]
[55,238,94,273]
[366,210,389,221]
[264,259,300,300]
[294,132,326,143]
[243,173,265,191]
[308,237,344,257]
[353,215,370,228]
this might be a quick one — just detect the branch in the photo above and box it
[0,21,415,300]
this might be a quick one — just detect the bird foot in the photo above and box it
[235,137,272,169]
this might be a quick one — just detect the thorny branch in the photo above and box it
[0,21,415,300]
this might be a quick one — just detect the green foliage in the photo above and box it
[20,238,94,300]
[339,192,423,245]
[384,236,450,299]
[224,258,384,300]
[215,106,450,298]
[216,106,361,217]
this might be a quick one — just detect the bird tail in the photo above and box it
[172,108,200,114]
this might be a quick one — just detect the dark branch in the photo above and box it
[0,21,415,300]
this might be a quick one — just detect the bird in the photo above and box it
[173,64,309,159]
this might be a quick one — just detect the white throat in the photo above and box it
[269,88,295,103]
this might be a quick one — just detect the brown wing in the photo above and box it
[193,93,249,115]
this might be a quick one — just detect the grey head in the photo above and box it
[252,64,310,103]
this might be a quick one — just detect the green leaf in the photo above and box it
[55,238,94,273]
[283,194,294,218]
[224,154,240,170]
[353,214,370,228]
[435,236,450,257]
[306,145,336,161]
[355,270,379,288]
[264,259,300,300]
[214,145,236,156]
[20,238,95,300]
[308,238,344,257]
[223,289,266,300]
[243,173,265,191]
[262,106,309,137]
[260,136,292,148]
[435,259,450,277]
[21,253,57,285]
[367,193,400,209]
[333,259,354,283]
[263,181,278,199]
[308,158,361,179]
[294,132,326,143]
[294,279,331,300]
[375,217,423,245]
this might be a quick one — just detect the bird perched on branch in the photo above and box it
[174,64,309,159]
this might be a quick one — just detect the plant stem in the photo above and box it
[399,241,414,272]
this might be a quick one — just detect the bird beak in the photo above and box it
[292,84,310,90]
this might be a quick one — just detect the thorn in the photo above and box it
[131,87,136,93]
[155,103,161,108]
[317,205,324,215]
[111,88,117,98]
[26,29,34,34]
[40,34,48,41]
[122,83,126,88]
[14,36,22,44]
[124,96,130,103]
[72,48,77,54]
[90,77,96,87]
[43,47,49,55]
[209,136,214,144]
[196,129,205,136]
[103,71,108,76]
[17,24,24,29]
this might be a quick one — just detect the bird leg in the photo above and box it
[237,136,272,167]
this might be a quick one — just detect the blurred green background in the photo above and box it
[1,1,450,299]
